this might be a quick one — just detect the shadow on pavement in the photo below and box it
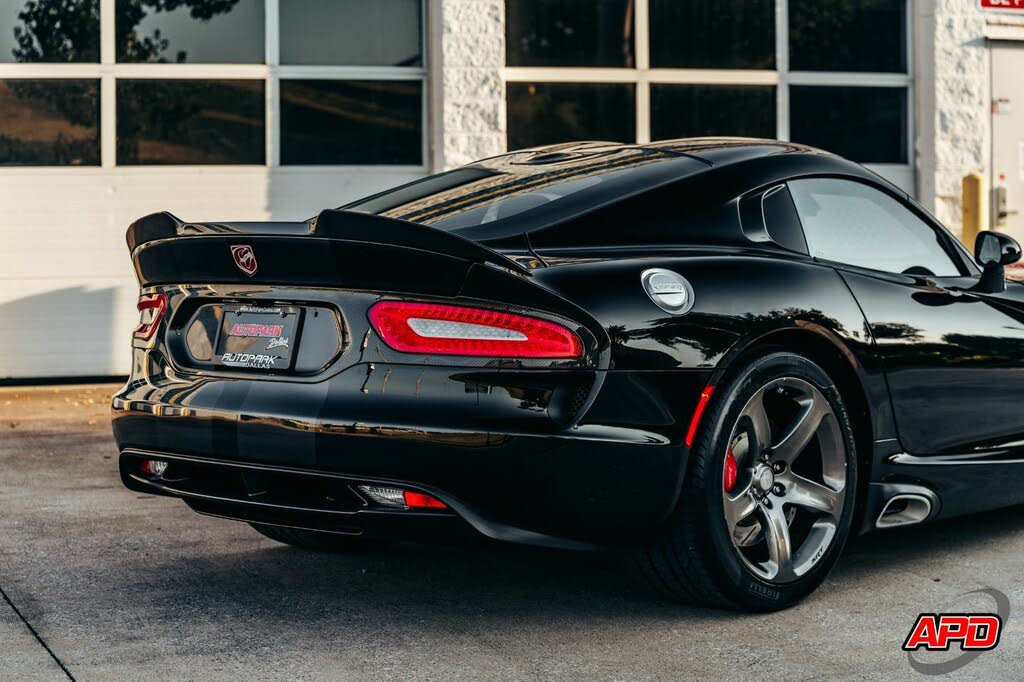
[110,501,1024,628]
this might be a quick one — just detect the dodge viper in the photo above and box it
[112,138,1024,611]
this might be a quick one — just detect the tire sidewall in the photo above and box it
[695,352,859,610]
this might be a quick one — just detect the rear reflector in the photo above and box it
[133,293,167,341]
[368,301,583,358]
[357,485,448,510]
[685,385,716,448]
[402,491,447,509]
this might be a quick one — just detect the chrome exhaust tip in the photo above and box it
[876,493,933,529]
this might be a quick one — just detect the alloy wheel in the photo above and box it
[721,377,847,584]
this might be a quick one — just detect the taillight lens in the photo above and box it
[368,301,584,359]
[133,293,167,340]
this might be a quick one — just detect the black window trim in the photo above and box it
[738,182,810,256]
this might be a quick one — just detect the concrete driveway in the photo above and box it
[1,384,1022,680]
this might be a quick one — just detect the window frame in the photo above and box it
[0,0,429,170]
[502,0,914,191]
[782,175,977,278]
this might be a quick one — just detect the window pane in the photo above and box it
[789,0,906,73]
[116,80,265,165]
[431,168,634,232]
[790,86,906,164]
[0,79,99,165]
[650,0,774,69]
[280,0,421,66]
[507,82,635,150]
[651,85,776,140]
[789,179,959,276]
[0,0,98,62]
[115,0,264,63]
[280,80,422,165]
[506,0,634,67]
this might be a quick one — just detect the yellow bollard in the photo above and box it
[962,172,984,247]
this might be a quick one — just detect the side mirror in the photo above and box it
[972,231,1021,293]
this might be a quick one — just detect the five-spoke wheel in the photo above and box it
[633,352,858,611]
[722,377,847,583]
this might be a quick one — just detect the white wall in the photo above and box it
[0,168,422,378]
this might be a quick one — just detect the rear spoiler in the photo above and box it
[126,209,529,275]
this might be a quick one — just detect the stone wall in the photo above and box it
[437,0,506,169]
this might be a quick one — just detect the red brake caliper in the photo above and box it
[724,447,738,493]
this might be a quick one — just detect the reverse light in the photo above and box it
[358,485,406,508]
[368,301,583,358]
[133,293,167,341]
[139,459,168,477]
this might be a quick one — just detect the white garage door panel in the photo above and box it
[0,277,136,378]
[0,168,424,379]
[0,171,270,280]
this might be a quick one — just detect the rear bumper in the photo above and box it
[120,450,490,546]
[112,361,711,547]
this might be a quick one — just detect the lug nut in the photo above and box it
[762,497,773,509]
[772,483,785,496]
[772,461,786,474]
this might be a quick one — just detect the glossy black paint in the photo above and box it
[114,138,1024,548]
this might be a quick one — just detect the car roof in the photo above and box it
[498,137,827,165]
[343,138,884,242]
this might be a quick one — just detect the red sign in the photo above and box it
[903,614,1002,652]
[982,0,1024,10]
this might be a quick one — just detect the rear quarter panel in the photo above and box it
[531,253,896,442]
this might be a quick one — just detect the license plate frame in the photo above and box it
[212,305,303,372]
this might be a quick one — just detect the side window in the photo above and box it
[788,179,962,276]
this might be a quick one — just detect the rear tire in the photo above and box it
[633,351,858,611]
[250,524,390,553]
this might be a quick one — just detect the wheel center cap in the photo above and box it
[755,466,775,493]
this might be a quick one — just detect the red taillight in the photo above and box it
[402,490,447,509]
[685,385,715,448]
[133,293,167,341]
[368,301,584,359]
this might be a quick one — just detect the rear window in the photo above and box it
[428,170,623,231]
[343,150,707,242]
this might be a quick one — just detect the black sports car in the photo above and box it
[113,138,1024,611]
